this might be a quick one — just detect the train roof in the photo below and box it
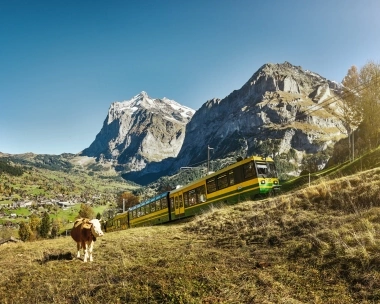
[129,191,169,210]
[170,155,274,194]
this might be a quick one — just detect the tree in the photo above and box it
[29,214,41,241]
[39,212,51,238]
[341,65,362,160]
[50,218,62,238]
[77,203,95,219]
[342,61,380,154]
[18,221,31,242]
[359,61,380,149]
[117,192,139,211]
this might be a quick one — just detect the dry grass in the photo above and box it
[2,169,380,303]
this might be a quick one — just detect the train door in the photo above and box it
[174,192,185,217]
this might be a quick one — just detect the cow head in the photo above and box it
[89,219,104,237]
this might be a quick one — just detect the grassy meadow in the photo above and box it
[1,167,380,303]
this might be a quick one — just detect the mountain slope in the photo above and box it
[136,62,346,181]
[80,91,195,173]
[80,62,348,185]
[2,167,380,303]
[179,62,344,161]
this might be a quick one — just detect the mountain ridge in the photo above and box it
[1,62,350,186]
[80,91,195,173]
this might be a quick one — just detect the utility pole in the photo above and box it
[352,131,355,162]
[207,145,214,175]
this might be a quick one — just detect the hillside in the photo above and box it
[1,167,380,303]
[0,157,138,233]
[281,145,380,192]
[125,62,347,184]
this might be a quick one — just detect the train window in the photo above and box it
[268,162,278,177]
[256,162,268,175]
[206,177,217,193]
[156,199,161,211]
[179,195,183,207]
[234,165,243,184]
[197,185,206,203]
[217,173,228,190]
[244,162,256,179]
[170,197,174,210]
[161,197,168,209]
[133,210,136,219]
[189,189,196,206]
[229,170,235,186]
[175,196,179,209]
[184,192,189,207]
[145,204,150,215]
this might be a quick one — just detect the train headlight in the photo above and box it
[274,180,278,184]
[261,180,265,184]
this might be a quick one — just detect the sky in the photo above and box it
[1,0,379,155]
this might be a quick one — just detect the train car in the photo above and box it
[105,211,128,232]
[169,156,280,220]
[128,192,171,228]
[106,155,280,231]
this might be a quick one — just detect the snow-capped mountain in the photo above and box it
[80,91,195,172]
[129,62,347,183]
[82,62,348,185]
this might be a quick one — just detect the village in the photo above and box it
[0,193,110,233]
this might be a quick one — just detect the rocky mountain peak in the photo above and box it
[81,92,195,172]
[81,62,348,185]
[162,61,347,179]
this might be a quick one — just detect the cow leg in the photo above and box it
[83,242,89,262]
[76,242,81,258]
[88,241,94,262]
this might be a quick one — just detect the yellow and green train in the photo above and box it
[106,156,280,231]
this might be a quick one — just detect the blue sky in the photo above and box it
[1,0,379,155]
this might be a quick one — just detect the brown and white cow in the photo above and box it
[70,218,104,262]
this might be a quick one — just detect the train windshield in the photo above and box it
[256,161,278,178]
[256,162,268,176]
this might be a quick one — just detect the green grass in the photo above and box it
[280,146,380,193]
[0,164,136,203]
[2,147,380,302]
[1,167,380,303]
